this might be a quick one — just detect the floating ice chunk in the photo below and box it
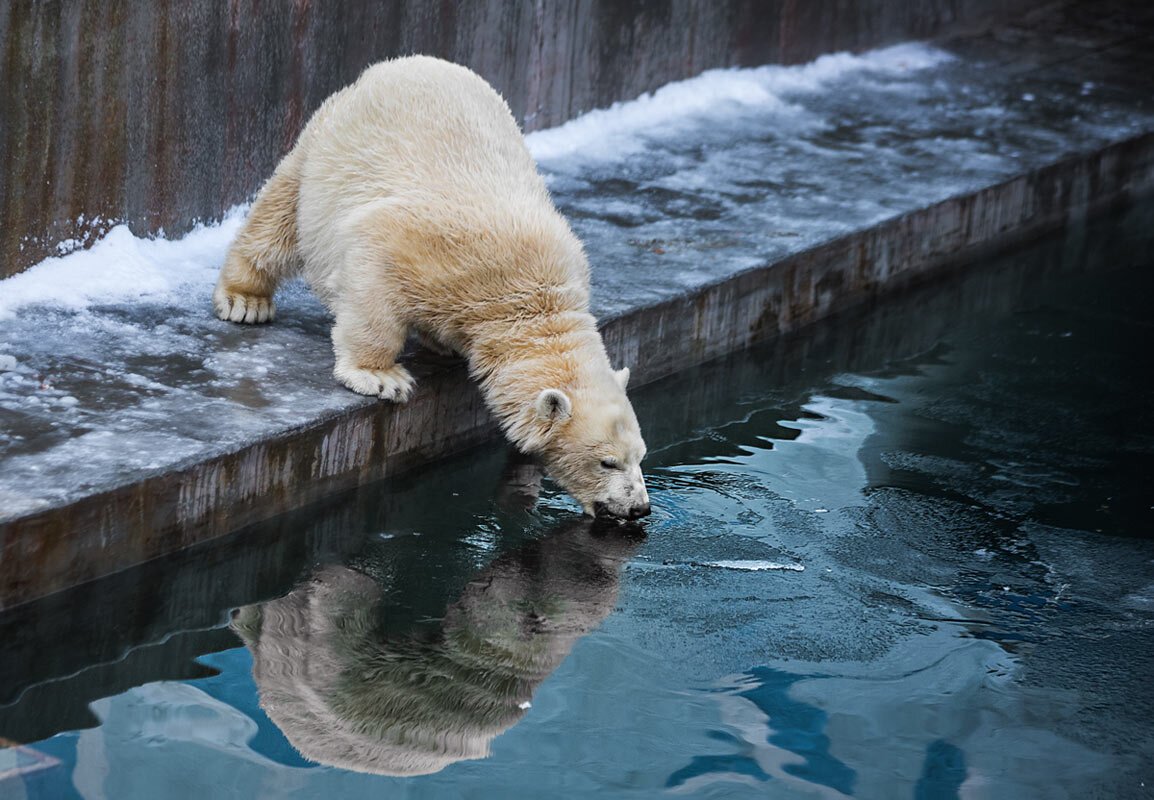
[518,701,532,710]
[0,354,16,371]
[706,560,805,572]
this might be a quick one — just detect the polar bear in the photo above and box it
[213,56,649,519]
[232,518,644,776]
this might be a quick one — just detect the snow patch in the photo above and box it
[0,208,247,321]
[525,42,954,163]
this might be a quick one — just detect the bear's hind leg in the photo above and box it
[416,328,459,357]
[213,148,303,324]
[331,306,415,403]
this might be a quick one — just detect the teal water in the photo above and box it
[2,203,1152,799]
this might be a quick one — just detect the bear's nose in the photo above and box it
[628,502,651,520]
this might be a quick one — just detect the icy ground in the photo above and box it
[1,39,1152,522]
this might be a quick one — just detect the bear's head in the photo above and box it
[533,366,650,520]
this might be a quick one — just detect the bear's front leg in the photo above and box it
[331,312,415,402]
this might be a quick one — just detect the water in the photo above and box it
[2,202,1153,798]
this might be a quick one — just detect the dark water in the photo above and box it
[2,202,1153,798]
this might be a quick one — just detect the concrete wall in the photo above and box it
[1,0,1043,278]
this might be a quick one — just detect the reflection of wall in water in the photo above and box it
[233,519,644,776]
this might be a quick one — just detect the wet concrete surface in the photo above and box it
[1,16,1154,607]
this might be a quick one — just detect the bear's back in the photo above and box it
[298,56,547,211]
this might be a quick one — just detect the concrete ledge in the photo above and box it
[610,131,1154,380]
[3,132,1152,609]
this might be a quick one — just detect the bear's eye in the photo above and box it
[600,458,620,470]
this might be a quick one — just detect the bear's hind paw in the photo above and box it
[335,363,415,402]
[214,290,276,324]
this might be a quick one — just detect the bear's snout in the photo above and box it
[593,500,651,520]
[627,502,651,520]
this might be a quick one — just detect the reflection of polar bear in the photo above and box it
[232,519,644,776]
[213,56,648,519]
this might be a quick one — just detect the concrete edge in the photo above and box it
[3,130,1153,609]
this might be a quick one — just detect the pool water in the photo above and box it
[2,202,1153,799]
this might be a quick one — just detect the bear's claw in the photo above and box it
[335,363,415,402]
[214,291,276,324]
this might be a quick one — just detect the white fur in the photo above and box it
[213,56,649,517]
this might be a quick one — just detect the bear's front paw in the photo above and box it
[335,363,415,402]
[214,288,276,324]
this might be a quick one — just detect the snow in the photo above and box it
[0,210,244,322]
[524,43,955,163]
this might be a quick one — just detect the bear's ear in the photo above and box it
[534,388,572,422]
[614,367,630,391]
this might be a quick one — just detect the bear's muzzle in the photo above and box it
[594,500,651,520]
